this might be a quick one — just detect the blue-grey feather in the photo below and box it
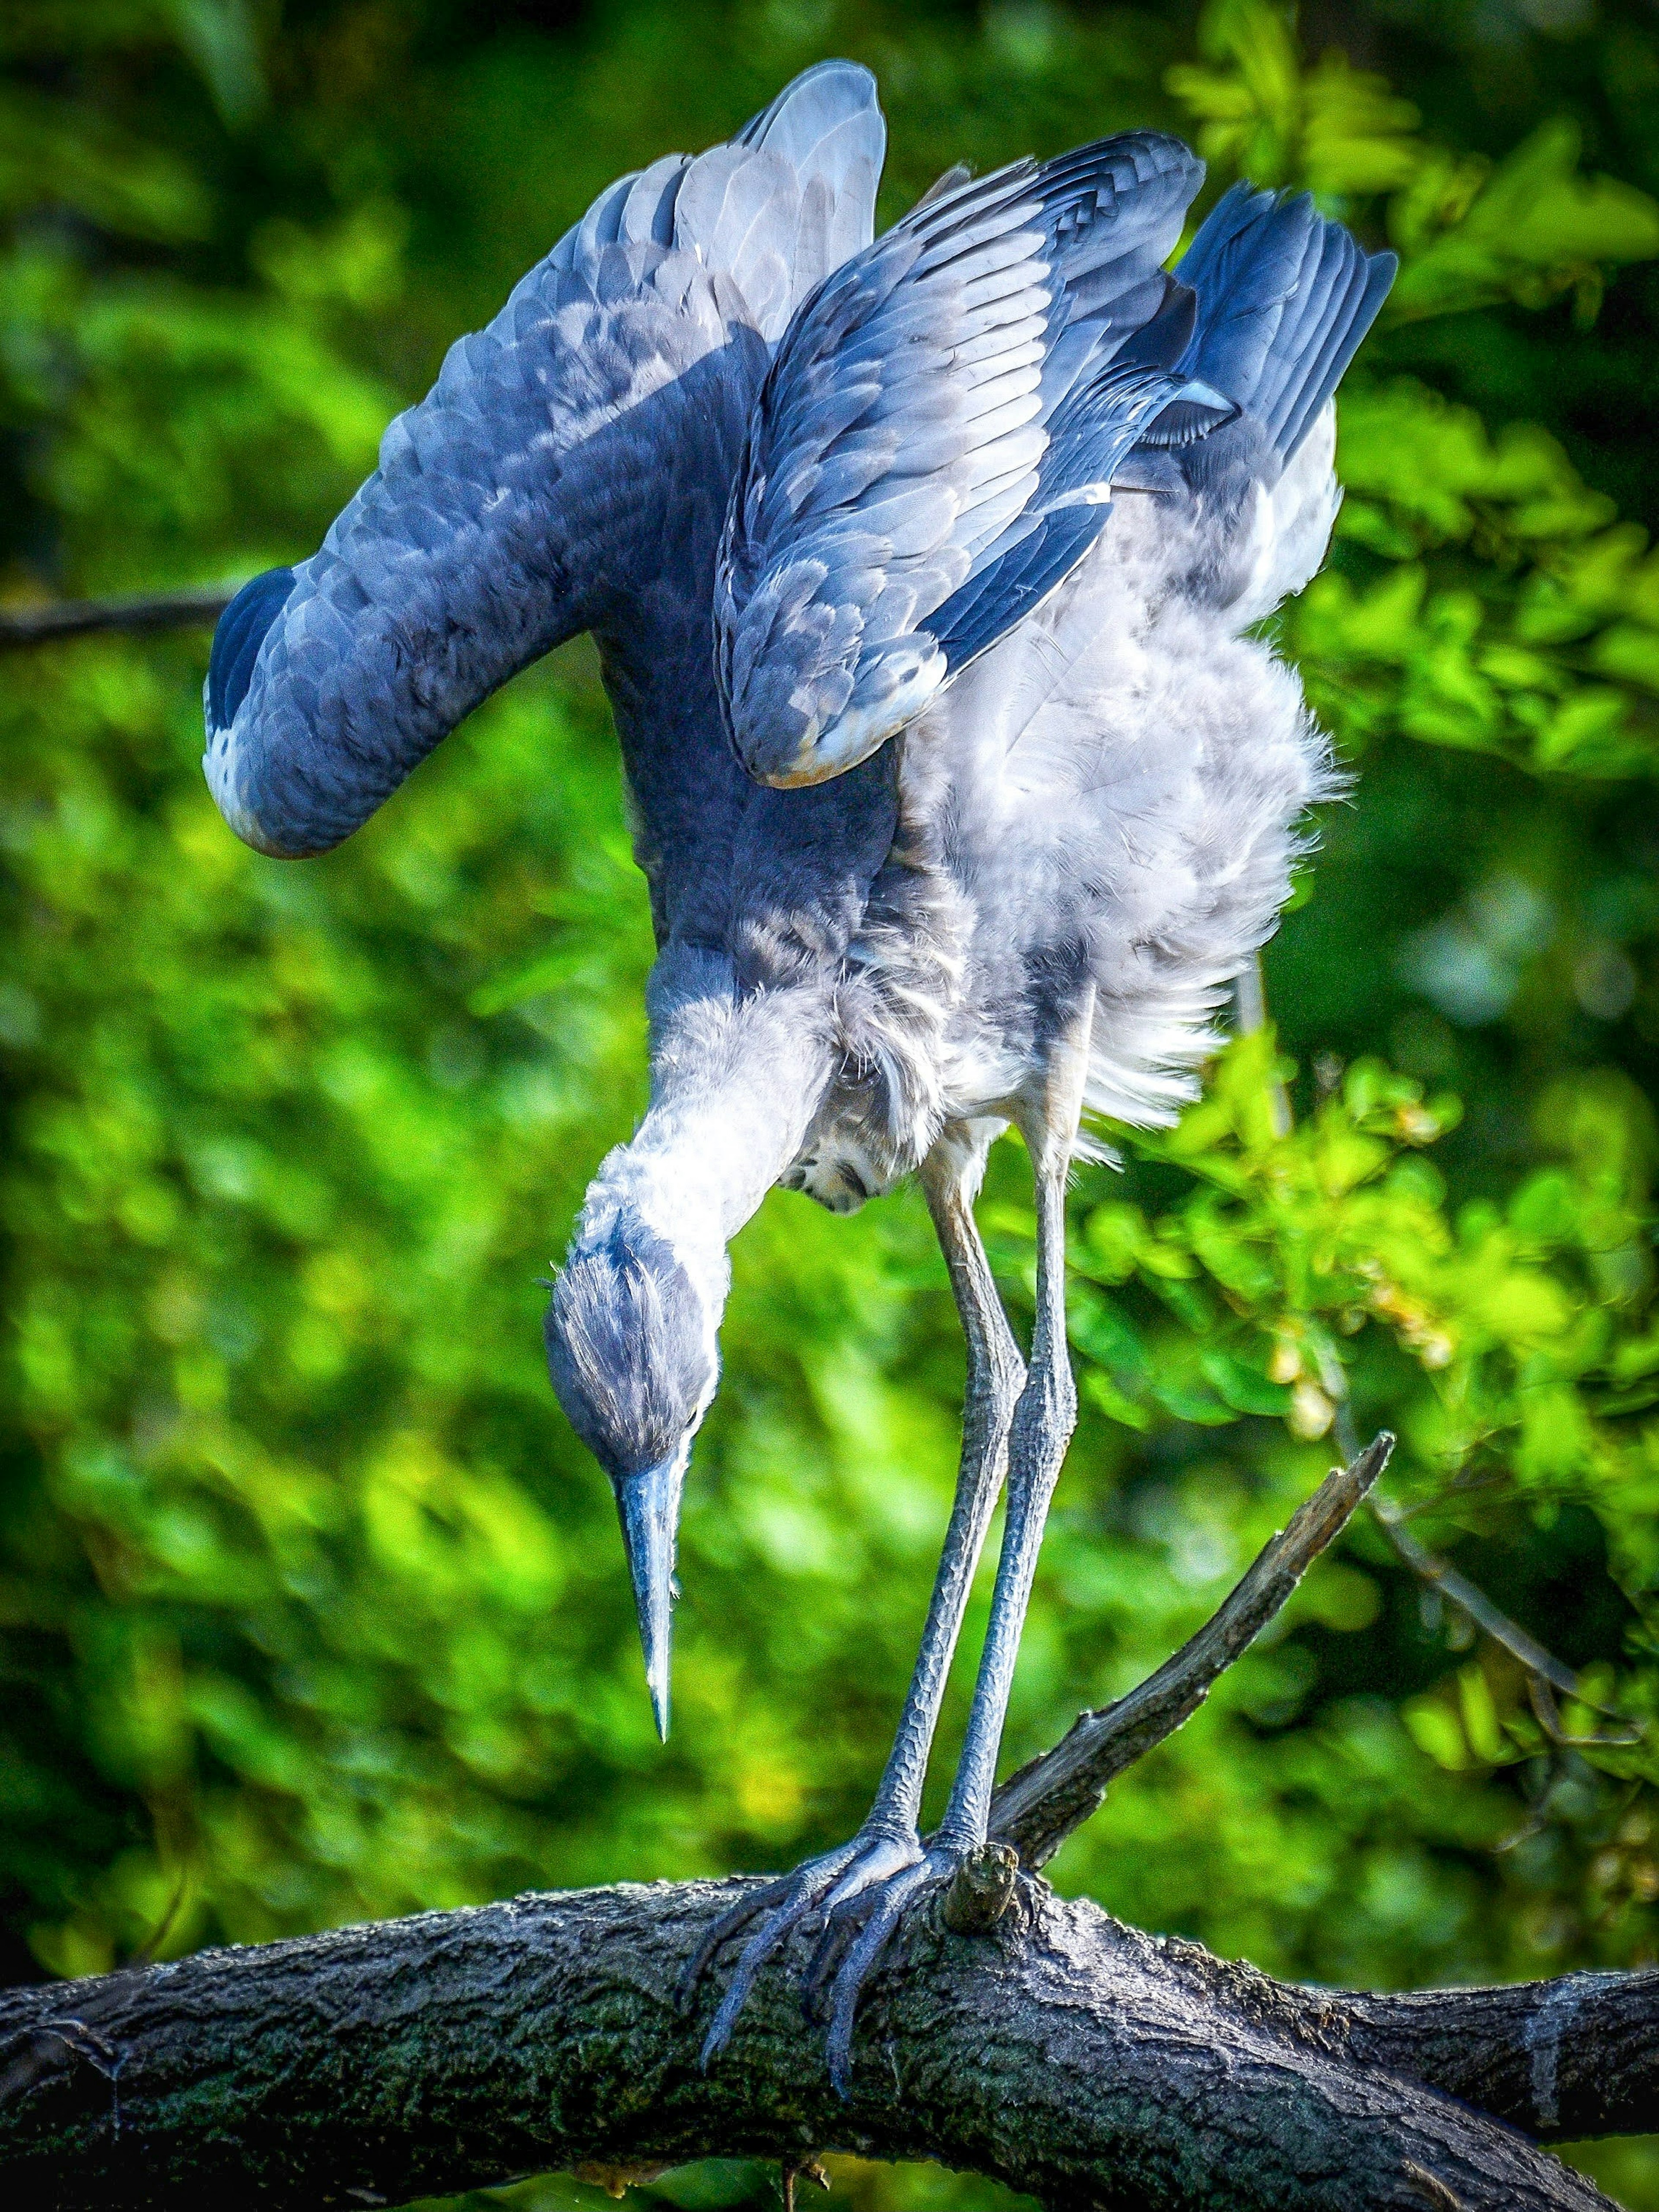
[928,505,1102,667]
[715,129,1213,783]
[930,365,1232,668]
[1170,180,1397,469]
[203,60,884,859]
[200,73,1398,1766]
[206,566,295,734]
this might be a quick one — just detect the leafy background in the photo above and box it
[4,0,1659,2205]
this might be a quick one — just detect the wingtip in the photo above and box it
[740,55,884,147]
[785,56,881,104]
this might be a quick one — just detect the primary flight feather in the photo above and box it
[203,60,1394,2091]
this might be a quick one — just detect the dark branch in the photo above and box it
[1341,1969,1659,2142]
[1370,1495,1641,1744]
[0,588,236,648]
[0,1880,1638,2212]
[990,1432,1394,1868]
[1135,1930,1659,2144]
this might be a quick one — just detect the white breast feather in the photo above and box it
[868,430,1340,1154]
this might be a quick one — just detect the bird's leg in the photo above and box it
[865,1130,1027,1831]
[934,1088,1080,1841]
[682,1123,1023,2062]
[803,995,1093,2090]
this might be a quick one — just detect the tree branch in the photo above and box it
[1341,1970,1659,2141]
[0,1879,1643,2212]
[1370,1495,1641,1746]
[990,1432,1394,1868]
[0,588,235,647]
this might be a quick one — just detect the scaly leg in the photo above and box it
[804,995,1093,2090]
[683,1120,1024,2062]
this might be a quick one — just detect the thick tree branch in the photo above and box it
[0,588,235,647]
[0,1881,1643,2212]
[991,1433,1394,1867]
[1341,1970,1659,2141]
[1130,1932,1659,2142]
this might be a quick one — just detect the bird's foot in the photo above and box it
[800,1836,1032,2094]
[679,1825,921,2071]
[683,1828,1027,2097]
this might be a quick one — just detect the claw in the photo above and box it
[801,1914,848,2020]
[801,1883,870,2017]
[687,1829,969,2092]
[799,1832,917,2015]
[686,1840,864,2061]
[700,1900,807,2066]
[677,1859,842,2015]
[824,1860,938,2095]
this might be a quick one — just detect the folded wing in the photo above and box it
[203,61,884,858]
[1170,181,1396,471]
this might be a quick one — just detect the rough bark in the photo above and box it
[0,1877,1648,2212]
[1341,1972,1659,2142]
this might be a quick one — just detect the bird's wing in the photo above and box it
[1112,183,1397,620]
[712,132,1231,789]
[913,191,1394,1138]
[1169,181,1396,469]
[203,62,884,859]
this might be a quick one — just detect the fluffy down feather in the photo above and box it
[797,402,1345,1206]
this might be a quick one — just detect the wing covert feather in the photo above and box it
[714,132,1217,789]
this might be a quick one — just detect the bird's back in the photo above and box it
[203,74,1390,1217]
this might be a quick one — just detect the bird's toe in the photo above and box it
[687,1832,878,2063]
[687,1827,973,2083]
[678,1861,823,2013]
[699,1903,804,2066]
[821,1856,947,2095]
[820,1828,918,1912]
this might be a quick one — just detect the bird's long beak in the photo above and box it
[617,1455,684,1742]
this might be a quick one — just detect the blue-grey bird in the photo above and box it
[203,62,1394,2090]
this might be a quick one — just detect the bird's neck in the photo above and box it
[575,950,836,1301]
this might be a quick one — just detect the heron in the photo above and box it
[203,60,1393,2089]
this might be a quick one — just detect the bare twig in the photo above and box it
[989,1431,1394,1868]
[1370,1490,1640,1745]
[0,587,236,648]
[779,2157,830,2212]
[1373,1491,1580,1696]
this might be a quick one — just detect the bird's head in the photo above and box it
[544,1196,723,1740]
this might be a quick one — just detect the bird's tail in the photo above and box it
[1160,183,1396,465]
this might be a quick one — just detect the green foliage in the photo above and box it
[4,3,1659,2207]
[1167,1,1659,782]
[1170,2,1659,314]
[1303,381,1659,777]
